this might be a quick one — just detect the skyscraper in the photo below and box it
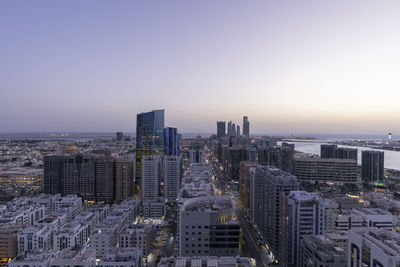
[44,155,64,195]
[320,144,337,158]
[243,116,250,138]
[115,157,134,202]
[281,143,295,174]
[63,154,96,201]
[321,144,358,161]
[141,155,161,199]
[136,110,165,190]
[237,125,240,136]
[163,156,181,202]
[95,155,115,203]
[227,121,232,137]
[361,150,384,183]
[164,127,179,156]
[217,121,226,138]
[116,132,123,142]
[335,147,358,161]
[253,166,298,261]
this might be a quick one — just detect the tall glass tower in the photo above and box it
[136,109,165,190]
[164,127,179,156]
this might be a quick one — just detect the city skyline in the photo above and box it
[2,1,400,134]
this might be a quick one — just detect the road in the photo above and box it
[147,205,178,266]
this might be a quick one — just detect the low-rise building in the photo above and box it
[157,256,253,267]
[97,248,142,267]
[119,224,154,257]
[300,233,347,267]
[0,223,23,264]
[143,199,165,219]
[348,228,400,267]
[49,246,96,267]
[53,223,89,251]
[91,221,121,256]
[18,225,53,253]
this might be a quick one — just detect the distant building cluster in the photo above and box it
[1,108,399,267]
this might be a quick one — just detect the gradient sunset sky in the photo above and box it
[1,1,400,134]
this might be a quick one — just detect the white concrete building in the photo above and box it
[301,233,347,267]
[91,221,121,256]
[326,208,393,232]
[0,204,45,227]
[178,163,214,202]
[280,191,325,267]
[97,248,142,267]
[157,256,253,267]
[54,195,82,221]
[53,223,89,251]
[348,228,400,267]
[49,246,96,267]
[18,225,53,253]
[8,251,59,267]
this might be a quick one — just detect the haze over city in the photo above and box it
[2,1,400,134]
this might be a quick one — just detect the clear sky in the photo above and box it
[1,1,400,134]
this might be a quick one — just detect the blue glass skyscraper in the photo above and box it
[136,109,165,190]
[164,127,179,156]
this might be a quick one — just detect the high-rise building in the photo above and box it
[252,166,298,261]
[281,143,295,174]
[239,161,256,212]
[64,154,96,201]
[335,147,358,161]
[320,144,337,158]
[243,116,250,138]
[227,121,232,137]
[232,123,236,136]
[280,191,325,267]
[95,156,115,203]
[227,147,246,181]
[136,109,165,190]
[43,155,64,195]
[216,121,226,138]
[164,127,179,156]
[236,125,240,136]
[179,196,240,257]
[257,146,269,165]
[321,144,358,161]
[116,132,123,142]
[361,150,384,183]
[294,156,358,183]
[268,146,282,168]
[164,156,181,202]
[141,155,161,199]
[115,157,134,203]
[190,142,205,164]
